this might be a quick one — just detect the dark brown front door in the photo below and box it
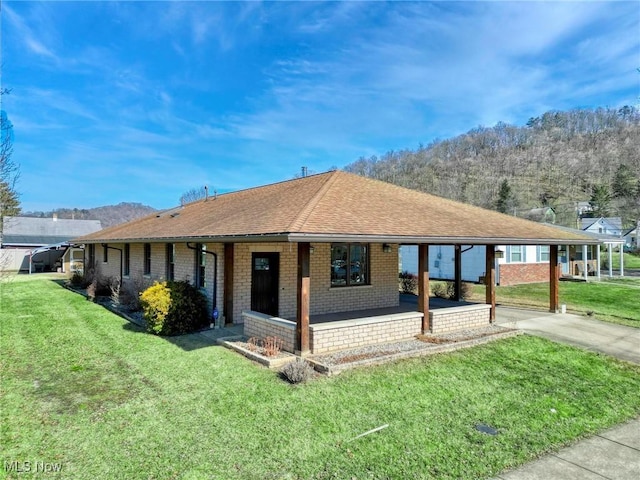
[251,252,279,316]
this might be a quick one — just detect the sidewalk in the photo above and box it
[491,418,640,480]
[492,307,640,479]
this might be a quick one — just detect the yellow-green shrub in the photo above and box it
[139,280,210,336]
[140,282,171,334]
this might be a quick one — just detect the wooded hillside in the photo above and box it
[345,106,640,229]
[23,202,157,228]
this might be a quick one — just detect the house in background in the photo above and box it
[400,225,625,286]
[400,244,555,286]
[0,215,102,273]
[581,217,623,236]
[519,207,556,224]
[76,170,593,355]
[623,226,638,250]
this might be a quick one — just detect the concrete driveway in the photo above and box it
[495,306,640,364]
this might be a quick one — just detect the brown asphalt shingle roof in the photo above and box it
[76,170,594,245]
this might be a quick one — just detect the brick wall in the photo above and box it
[309,312,423,354]
[233,242,400,323]
[499,263,548,286]
[309,243,399,316]
[96,241,225,321]
[232,243,298,322]
[242,311,296,353]
[95,240,400,326]
[429,304,491,334]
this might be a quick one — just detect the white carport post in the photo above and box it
[620,247,624,277]
[596,244,601,280]
[608,243,613,278]
[582,244,588,281]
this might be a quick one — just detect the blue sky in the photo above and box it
[2,1,639,212]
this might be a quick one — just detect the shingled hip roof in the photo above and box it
[76,171,595,245]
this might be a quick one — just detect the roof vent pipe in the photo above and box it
[204,185,209,201]
[301,166,308,178]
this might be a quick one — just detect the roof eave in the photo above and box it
[74,232,602,246]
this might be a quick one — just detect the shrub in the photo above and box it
[140,280,210,336]
[246,337,259,352]
[281,358,314,384]
[431,281,451,299]
[140,282,171,334]
[120,274,151,312]
[399,270,418,294]
[432,281,472,301]
[69,271,84,288]
[262,336,284,357]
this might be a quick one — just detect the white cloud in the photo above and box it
[3,3,58,60]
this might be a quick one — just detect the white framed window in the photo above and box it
[508,245,525,263]
[537,245,550,262]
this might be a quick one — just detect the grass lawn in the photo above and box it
[2,276,640,479]
[610,251,640,269]
[469,278,640,328]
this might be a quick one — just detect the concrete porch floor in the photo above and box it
[307,293,475,324]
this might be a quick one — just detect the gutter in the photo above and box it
[186,242,219,327]
[102,244,123,289]
[75,232,600,246]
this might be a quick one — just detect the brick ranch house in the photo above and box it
[76,170,594,355]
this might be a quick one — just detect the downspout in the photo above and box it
[187,242,219,327]
[102,244,123,289]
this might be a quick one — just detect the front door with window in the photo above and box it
[251,253,279,316]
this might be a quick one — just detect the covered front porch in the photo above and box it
[243,294,492,354]
[242,242,565,355]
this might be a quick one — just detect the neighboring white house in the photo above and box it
[623,227,637,249]
[0,215,102,272]
[399,225,625,286]
[581,217,623,236]
[399,244,553,286]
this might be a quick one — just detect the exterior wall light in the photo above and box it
[494,248,504,259]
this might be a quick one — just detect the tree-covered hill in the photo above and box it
[345,106,640,229]
[23,202,157,228]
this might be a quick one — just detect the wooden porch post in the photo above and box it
[549,244,559,313]
[485,245,496,322]
[454,244,462,301]
[223,243,234,325]
[418,244,430,333]
[296,242,311,354]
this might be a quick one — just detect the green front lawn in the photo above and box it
[611,251,640,269]
[2,276,640,479]
[470,278,640,328]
